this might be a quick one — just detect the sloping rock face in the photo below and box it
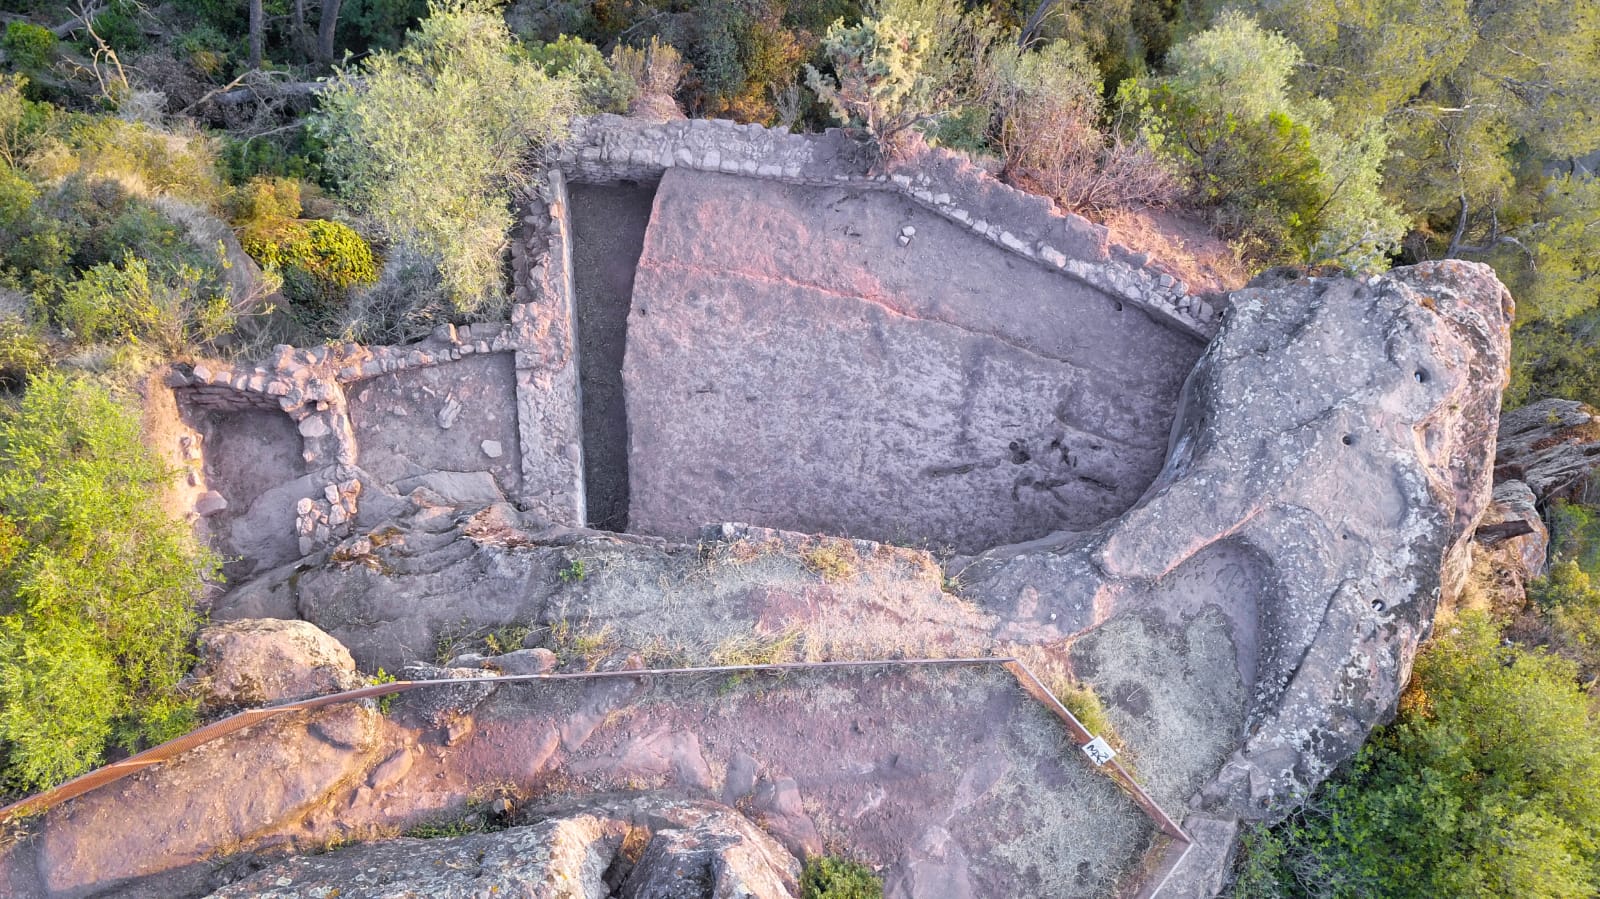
[205,799,800,899]
[624,167,1206,553]
[961,261,1513,818]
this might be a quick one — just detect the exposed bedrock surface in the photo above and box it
[0,263,1515,899]
[623,168,1206,554]
[207,797,802,899]
[0,663,1147,899]
[959,260,1513,821]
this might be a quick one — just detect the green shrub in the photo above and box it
[1527,561,1600,689]
[84,0,146,54]
[220,133,319,185]
[312,0,577,311]
[63,117,223,206]
[55,253,234,352]
[525,34,635,114]
[801,856,882,899]
[0,317,48,387]
[805,0,1009,159]
[0,374,218,788]
[234,176,378,328]
[1120,12,1405,269]
[1244,612,1600,897]
[0,164,69,288]
[2,22,56,70]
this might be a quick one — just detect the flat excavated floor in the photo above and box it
[348,353,523,499]
[623,168,1206,553]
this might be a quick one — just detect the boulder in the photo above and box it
[203,798,798,899]
[1480,479,1549,578]
[1495,397,1600,504]
[960,260,1513,818]
[191,618,364,711]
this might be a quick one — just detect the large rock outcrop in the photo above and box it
[960,261,1513,819]
[1495,397,1600,504]
[205,798,801,899]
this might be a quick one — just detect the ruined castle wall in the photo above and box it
[555,114,1220,341]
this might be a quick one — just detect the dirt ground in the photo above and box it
[568,181,658,531]
[197,406,305,581]
[347,353,524,498]
[1097,206,1251,296]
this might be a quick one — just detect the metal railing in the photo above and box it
[0,655,1191,891]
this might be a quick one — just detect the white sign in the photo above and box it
[1081,736,1117,766]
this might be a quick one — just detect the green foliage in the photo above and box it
[1241,612,1600,897]
[1051,678,1129,757]
[1528,561,1600,684]
[312,0,578,311]
[0,317,48,388]
[801,856,883,899]
[2,22,56,71]
[1547,500,1600,575]
[338,0,432,54]
[233,176,376,330]
[808,13,934,146]
[86,0,148,54]
[220,132,320,185]
[0,164,68,288]
[482,624,530,656]
[1121,12,1404,269]
[54,253,234,352]
[369,666,396,714]
[0,374,217,788]
[52,116,224,207]
[806,0,1008,157]
[559,558,586,583]
[524,35,634,114]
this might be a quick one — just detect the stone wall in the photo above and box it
[555,114,1220,340]
[510,169,586,526]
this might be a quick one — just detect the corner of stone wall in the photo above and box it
[556,114,1221,341]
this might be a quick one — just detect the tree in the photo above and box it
[1239,612,1600,898]
[806,0,1009,158]
[311,0,577,311]
[0,374,218,789]
[1121,12,1405,269]
[996,40,1176,211]
[1227,0,1600,258]
[317,0,342,63]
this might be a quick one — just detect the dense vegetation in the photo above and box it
[1233,609,1600,897]
[0,374,216,789]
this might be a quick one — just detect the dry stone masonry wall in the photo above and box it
[556,114,1220,339]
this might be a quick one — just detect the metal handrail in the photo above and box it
[0,655,1191,883]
